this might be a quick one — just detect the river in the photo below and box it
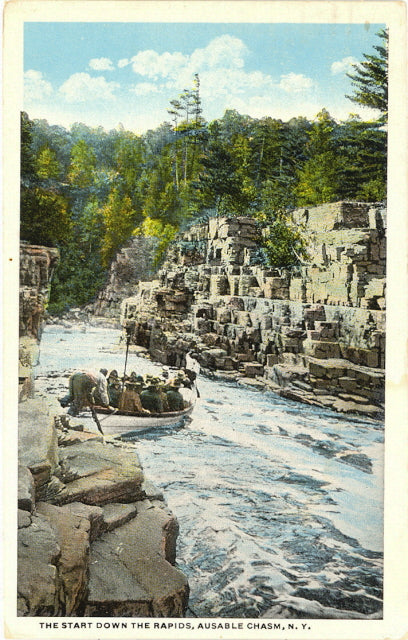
[34,323,384,619]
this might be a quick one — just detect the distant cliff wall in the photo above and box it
[90,236,158,318]
[19,243,59,401]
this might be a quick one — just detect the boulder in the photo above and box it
[242,362,264,378]
[53,440,145,506]
[57,428,104,447]
[36,502,92,615]
[101,503,138,532]
[17,512,61,616]
[85,502,188,617]
[18,398,59,492]
[18,465,35,513]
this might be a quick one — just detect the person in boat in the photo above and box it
[118,379,149,414]
[185,352,201,398]
[166,378,185,411]
[157,379,170,412]
[107,369,119,383]
[140,377,164,414]
[175,370,195,404]
[108,379,122,408]
[161,367,170,381]
[66,368,112,415]
[185,351,200,384]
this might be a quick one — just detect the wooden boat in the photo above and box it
[94,401,195,436]
[89,331,198,436]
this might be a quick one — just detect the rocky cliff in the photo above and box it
[90,236,158,318]
[19,243,59,401]
[121,202,385,418]
[18,242,189,617]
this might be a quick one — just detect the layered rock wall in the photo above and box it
[121,202,386,418]
[90,236,158,318]
[19,243,59,400]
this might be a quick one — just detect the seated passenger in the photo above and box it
[158,379,170,412]
[140,377,163,414]
[108,380,122,408]
[166,379,185,411]
[118,380,149,413]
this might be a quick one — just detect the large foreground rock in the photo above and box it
[18,398,59,492]
[17,511,60,616]
[85,500,188,617]
[53,440,145,505]
[36,502,92,615]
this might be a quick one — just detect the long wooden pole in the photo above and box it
[90,405,104,435]
[122,332,131,389]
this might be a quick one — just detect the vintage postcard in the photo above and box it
[2,1,408,639]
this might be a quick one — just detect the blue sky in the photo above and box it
[24,22,385,133]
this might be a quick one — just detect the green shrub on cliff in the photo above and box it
[255,179,308,267]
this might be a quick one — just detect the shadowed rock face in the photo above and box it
[120,204,386,418]
[17,511,61,616]
[19,243,59,401]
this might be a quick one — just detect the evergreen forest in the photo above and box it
[20,33,388,314]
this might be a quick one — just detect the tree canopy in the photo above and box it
[21,62,387,313]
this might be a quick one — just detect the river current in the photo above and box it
[34,323,384,619]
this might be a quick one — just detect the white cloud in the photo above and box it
[59,73,119,103]
[130,50,188,79]
[131,82,160,96]
[190,34,248,71]
[118,58,130,68]
[89,57,114,71]
[279,73,315,93]
[127,34,248,86]
[331,56,358,75]
[24,70,53,102]
[199,68,273,100]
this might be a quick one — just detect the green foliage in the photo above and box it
[136,217,178,266]
[21,112,37,184]
[296,110,343,206]
[346,29,388,119]
[35,145,62,180]
[20,186,71,247]
[334,114,387,201]
[255,179,307,267]
[68,139,96,188]
[47,233,106,314]
[100,189,137,267]
[263,218,308,267]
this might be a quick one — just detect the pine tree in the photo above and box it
[346,29,388,120]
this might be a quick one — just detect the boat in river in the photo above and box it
[93,399,196,435]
